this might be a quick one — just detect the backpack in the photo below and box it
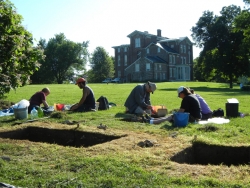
[212,108,224,117]
[97,96,109,110]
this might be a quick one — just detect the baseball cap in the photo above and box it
[148,82,157,94]
[75,78,86,85]
[177,86,185,97]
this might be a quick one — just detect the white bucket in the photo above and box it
[14,107,28,120]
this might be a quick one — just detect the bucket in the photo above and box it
[14,107,28,120]
[54,103,65,111]
[174,112,189,127]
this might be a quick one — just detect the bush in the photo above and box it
[241,85,250,91]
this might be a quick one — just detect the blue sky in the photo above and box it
[11,0,246,68]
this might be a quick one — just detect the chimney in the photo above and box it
[157,29,161,37]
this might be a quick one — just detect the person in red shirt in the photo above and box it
[28,88,50,113]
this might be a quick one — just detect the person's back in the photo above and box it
[189,89,212,120]
[181,94,201,119]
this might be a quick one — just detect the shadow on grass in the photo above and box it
[158,85,248,97]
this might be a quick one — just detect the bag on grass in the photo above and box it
[212,108,224,117]
[97,96,109,110]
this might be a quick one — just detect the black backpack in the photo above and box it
[97,96,109,110]
[212,108,224,117]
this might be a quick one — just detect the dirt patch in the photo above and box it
[0,122,250,182]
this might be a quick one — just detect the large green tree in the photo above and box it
[191,5,249,88]
[88,47,114,83]
[31,33,89,84]
[0,0,45,98]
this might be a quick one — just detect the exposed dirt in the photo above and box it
[0,121,249,183]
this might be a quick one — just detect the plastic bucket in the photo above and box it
[174,112,189,127]
[14,107,28,120]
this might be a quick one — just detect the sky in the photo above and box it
[10,0,246,69]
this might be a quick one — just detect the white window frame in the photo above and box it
[157,47,161,53]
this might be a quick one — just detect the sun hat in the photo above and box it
[177,86,185,97]
[148,82,157,94]
[75,78,86,85]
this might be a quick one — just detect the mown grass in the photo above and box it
[0,82,250,187]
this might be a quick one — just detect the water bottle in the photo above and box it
[37,107,44,118]
[31,107,38,119]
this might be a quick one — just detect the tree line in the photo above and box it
[191,0,250,88]
[1,0,250,98]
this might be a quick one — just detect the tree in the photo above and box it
[89,47,114,83]
[191,5,249,88]
[0,0,45,98]
[31,33,89,84]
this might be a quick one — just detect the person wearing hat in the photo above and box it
[177,86,201,122]
[124,81,156,116]
[70,78,96,112]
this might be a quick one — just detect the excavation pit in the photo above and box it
[0,126,124,148]
[170,142,250,166]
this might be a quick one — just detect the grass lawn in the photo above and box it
[0,81,250,187]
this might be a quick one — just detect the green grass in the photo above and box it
[0,82,250,187]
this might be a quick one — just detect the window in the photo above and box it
[171,44,174,48]
[146,63,150,71]
[185,67,190,80]
[184,57,186,64]
[124,47,127,52]
[181,57,183,64]
[159,64,162,71]
[183,45,186,53]
[135,63,139,72]
[118,48,120,53]
[118,55,120,66]
[169,55,172,64]
[163,73,166,80]
[180,45,183,53]
[124,55,127,66]
[135,38,141,48]
[170,68,172,77]
[147,48,149,54]
[118,71,121,77]
[173,56,176,64]
[158,47,161,53]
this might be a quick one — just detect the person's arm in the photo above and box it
[134,86,151,109]
[178,108,185,112]
[42,100,49,108]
